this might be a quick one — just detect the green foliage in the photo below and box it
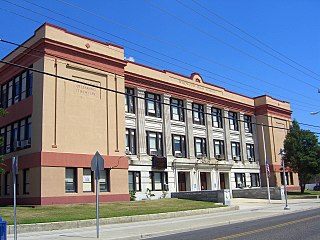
[129,190,136,201]
[283,120,320,193]
[0,108,6,174]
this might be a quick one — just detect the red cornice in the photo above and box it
[125,71,255,114]
[255,104,292,119]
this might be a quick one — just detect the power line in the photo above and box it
[191,0,320,79]
[2,59,320,135]
[146,0,319,89]
[50,0,320,103]
[1,2,319,110]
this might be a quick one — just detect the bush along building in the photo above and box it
[0,23,299,205]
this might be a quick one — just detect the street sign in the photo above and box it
[12,156,18,176]
[91,151,105,239]
[91,151,104,179]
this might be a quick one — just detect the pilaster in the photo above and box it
[239,113,247,163]
[223,109,232,162]
[206,105,214,159]
[163,94,172,156]
[186,100,195,158]
[136,88,147,157]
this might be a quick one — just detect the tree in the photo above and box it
[283,120,320,193]
[0,108,6,174]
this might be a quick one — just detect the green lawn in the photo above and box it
[288,190,320,196]
[0,199,220,225]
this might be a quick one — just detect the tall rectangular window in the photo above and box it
[235,173,246,188]
[27,69,33,97]
[125,87,135,114]
[250,173,260,187]
[27,117,32,142]
[214,140,225,160]
[83,168,94,192]
[5,172,10,195]
[1,84,7,108]
[126,128,136,155]
[65,168,77,193]
[128,171,141,192]
[170,98,184,122]
[13,123,19,150]
[145,92,161,118]
[23,169,30,194]
[151,172,168,191]
[194,137,207,158]
[290,172,294,185]
[246,144,255,161]
[231,142,241,161]
[14,76,20,104]
[229,111,239,131]
[172,134,186,158]
[99,170,110,192]
[146,131,163,156]
[6,125,11,153]
[8,80,13,107]
[244,115,253,133]
[21,71,27,100]
[192,103,205,125]
[212,108,223,128]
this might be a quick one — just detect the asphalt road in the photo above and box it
[149,208,320,240]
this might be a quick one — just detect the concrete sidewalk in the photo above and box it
[7,198,320,240]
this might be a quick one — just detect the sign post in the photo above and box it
[12,156,18,240]
[91,151,104,239]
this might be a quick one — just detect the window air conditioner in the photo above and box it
[150,150,158,156]
[125,149,132,155]
[15,141,22,149]
[196,153,203,159]
[215,154,220,159]
[26,138,31,147]
[174,152,182,158]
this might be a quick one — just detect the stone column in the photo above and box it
[186,100,195,158]
[136,88,147,157]
[163,94,172,156]
[223,109,232,162]
[239,113,247,163]
[206,105,214,160]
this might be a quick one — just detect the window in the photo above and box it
[172,135,186,158]
[126,128,136,155]
[194,137,207,158]
[280,172,289,185]
[285,172,289,185]
[244,115,252,133]
[235,173,246,188]
[214,140,225,160]
[0,68,33,108]
[246,144,255,161]
[170,98,184,121]
[23,169,30,194]
[290,172,294,185]
[212,108,223,128]
[1,116,32,154]
[151,171,168,191]
[145,92,161,118]
[128,171,141,192]
[250,173,260,187]
[5,172,10,195]
[99,170,110,192]
[231,142,241,161]
[65,168,77,193]
[229,111,239,131]
[146,131,163,156]
[192,103,205,125]
[83,169,93,192]
[125,87,135,114]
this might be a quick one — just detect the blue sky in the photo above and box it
[1,0,320,133]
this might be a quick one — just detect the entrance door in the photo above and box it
[178,172,187,191]
[200,172,207,190]
[220,173,226,189]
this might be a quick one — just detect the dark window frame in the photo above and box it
[99,169,110,192]
[5,172,10,195]
[125,87,135,114]
[235,173,246,188]
[170,98,184,122]
[65,168,77,193]
[172,134,186,158]
[213,139,225,159]
[151,171,168,191]
[145,92,161,118]
[192,103,205,125]
[250,173,260,187]
[128,171,141,192]
[146,131,163,156]
[229,111,239,131]
[23,169,30,195]
[244,115,253,133]
[231,142,241,161]
[126,128,137,155]
[194,137,207,158]
[83,168,94,193]
[212,108,223,128]
[246,144,255,161]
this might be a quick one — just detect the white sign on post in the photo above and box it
[91,151,104,239]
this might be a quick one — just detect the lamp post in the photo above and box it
[280,148,290,210]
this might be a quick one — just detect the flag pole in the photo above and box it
[261,124,271,203]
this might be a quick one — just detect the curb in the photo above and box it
[7,206,239,234]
